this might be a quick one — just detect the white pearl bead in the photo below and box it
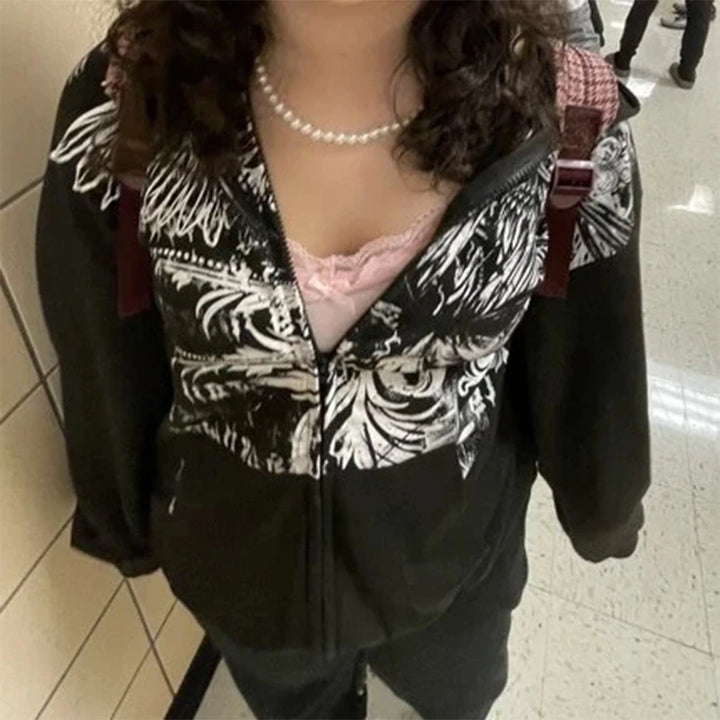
[311,129,323,141]
[269,93,278,104]
[290,118,302,130]
[283,110,293,121]
[347,135,358,144]
[322,131,334,142]
[301,123,313,135]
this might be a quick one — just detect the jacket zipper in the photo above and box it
[244,106,550,656]
[275,205,335,657]
[247,97,337,654]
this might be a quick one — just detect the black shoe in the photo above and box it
[605,52,631,79]
[669,62,695,89]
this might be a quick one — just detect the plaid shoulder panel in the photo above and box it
[554,43,619,134]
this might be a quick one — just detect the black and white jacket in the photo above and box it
[37,45,649,655]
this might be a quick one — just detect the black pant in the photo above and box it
[617,0,714,80]
[588,0,606,46]
[197,507,529,719]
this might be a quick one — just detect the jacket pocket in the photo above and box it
[149,433,314,650]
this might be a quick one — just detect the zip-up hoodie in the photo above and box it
[36,43,649,656]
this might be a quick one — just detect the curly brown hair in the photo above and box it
[107,0,566,189]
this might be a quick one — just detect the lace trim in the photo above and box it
[286,203,446,271]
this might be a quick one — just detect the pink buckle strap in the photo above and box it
[536,103,603,299]
[550,158,595,210]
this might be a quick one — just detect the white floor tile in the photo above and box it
[129,571,176,639]
[368,672,418,720]
[541,596,718,720]
[154,601,205,692]
[0,288,37,418]
[113,650,173,720]
[195,660,253,720]
[0,187,57,372]
[487,585,548,720]
[649,422,691,496]
[39,584,149,720]
[526,480,556,591]
[551,483,708,651]
[688,433,720,507]
[0,385,74,606]
[695,500,720,656]
[0,524,120,719]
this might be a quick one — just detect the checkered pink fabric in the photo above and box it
[554,43,619,134]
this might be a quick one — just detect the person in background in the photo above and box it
[566,0,603,51]
[661,0,716,29]
[606,0,714,88]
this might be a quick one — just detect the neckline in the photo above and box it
[242,93,552,360]
[285,203,446,267]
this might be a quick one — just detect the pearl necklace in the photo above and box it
[254,60,420,146]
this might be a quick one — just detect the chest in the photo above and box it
[249,97,459,259]
[141,122,552,369]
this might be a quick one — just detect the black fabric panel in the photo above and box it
[511,161,650,561]
[150,433,317,651]
[36,45,173,575]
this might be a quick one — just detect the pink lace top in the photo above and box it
[288,205,446,352]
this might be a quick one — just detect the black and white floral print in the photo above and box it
[49,52,639,483]
[49,99,120,212]
[571,121,636,269]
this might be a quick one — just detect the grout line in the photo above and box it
[689,491,720,710]
[0,512,73,615]
[0,177,43,212]
[155,598,179,640]
[0,379,43,426]
[34,578,125,720]
[41,368,63,429]
[127,579,176,696]
[0,269,63,429]
[530,583,716,658]
[109,644,156,720]
[0,272,55,398]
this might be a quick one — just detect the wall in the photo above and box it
[0,2,203,717]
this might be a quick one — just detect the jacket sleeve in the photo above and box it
[514,89,650,562]
[35,47,172,577]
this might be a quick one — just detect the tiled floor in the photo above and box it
[197,1,720,718]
